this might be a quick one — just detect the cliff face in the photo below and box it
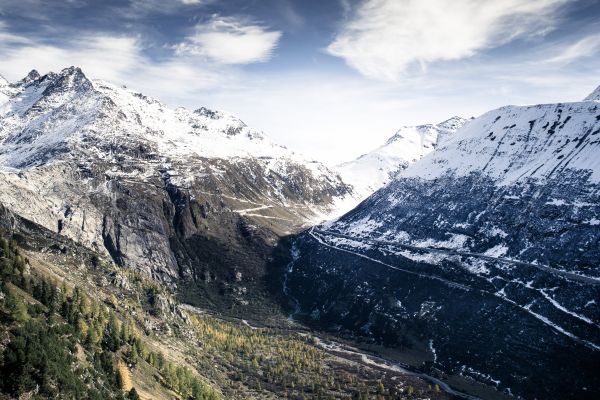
[0,67,353,310]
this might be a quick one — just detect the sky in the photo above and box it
[1,0,600,164]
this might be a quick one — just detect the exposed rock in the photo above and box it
[0,67,355,311]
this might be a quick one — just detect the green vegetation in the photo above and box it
[0,229,448,399]
[0,233,220,400]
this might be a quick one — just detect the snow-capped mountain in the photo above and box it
[0,67,352,307]
[584,84,600,101]
[0,67,337,172]
[336,117,468,198]
[284,87,600,399]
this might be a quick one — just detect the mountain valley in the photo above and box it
[1,67,599,400]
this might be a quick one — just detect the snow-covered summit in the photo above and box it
[0,66,318,169]
[0,66,354,278]
[336,116,468,199]
[584,85,600,101]
[328,85,600,268]
[402,100,600,184]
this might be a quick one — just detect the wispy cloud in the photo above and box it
[543,33,600,64]
[0,22,230,98]
[326,0,570,81]
[175,16,282,64]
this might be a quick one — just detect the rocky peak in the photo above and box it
[194,106,222,119]
[20,69,41,86]
[41,66,92,96]
[583,84,600,101]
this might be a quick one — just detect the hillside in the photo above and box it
[0,67,355,315]
[283,88,600,399]
[336,117,468,198]
[0,204,452,400]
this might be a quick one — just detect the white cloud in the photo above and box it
[175,16,282,64]
[0,25,230,98]
[0,34,139,82]
[326,0,569,81]
[543,33,600,64]
[1,14,597,166]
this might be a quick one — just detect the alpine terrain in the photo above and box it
[0,67,451,399]
[336,117,469,199]
[2,1,599,399]
[283,86,600,399]
[0,67,356,314]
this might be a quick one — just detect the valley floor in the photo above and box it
[0,226,458,400]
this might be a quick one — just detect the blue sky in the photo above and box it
[1,0,600,163]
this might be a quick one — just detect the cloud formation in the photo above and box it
[175,16,282,64]
[326,0,570,81]
[543,33,600,64]
[0,22,229,101]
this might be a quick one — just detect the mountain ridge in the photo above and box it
[283,85,600,399]
[0,66,354,313]
[336,116,469,198]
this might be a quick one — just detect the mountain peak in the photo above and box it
[194,106,224,120]
[58,66,88,81]
[437,116,467,131]
[583,85,600,101]
[337,116,468,199]
[20,69,41,85]
[41,66,92,96]
[384,123,434,145]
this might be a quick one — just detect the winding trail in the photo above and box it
[307,228,600,352]
[313,229,600,286]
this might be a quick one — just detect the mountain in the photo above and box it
[282,88,600,399]
[0,67,353,313]
[0,204,451,400]
[584,84,600,101]
[336,117,468,198]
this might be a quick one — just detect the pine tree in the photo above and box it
[129,342,138,365]
[127,388,141,400]
[6,291,28,322]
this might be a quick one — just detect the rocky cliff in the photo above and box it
[0,66,354,312]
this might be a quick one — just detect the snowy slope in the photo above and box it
[402,102,600,184]
[0,67,351,210]
[284,86,600,399]
[0,67,334,173]
[584,84,600,101]
[0,67,353,282]
[336,117,468,198]
[330,93,600,268]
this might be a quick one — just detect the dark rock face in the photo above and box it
[285,224,600,398]
[286,178,600,399]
